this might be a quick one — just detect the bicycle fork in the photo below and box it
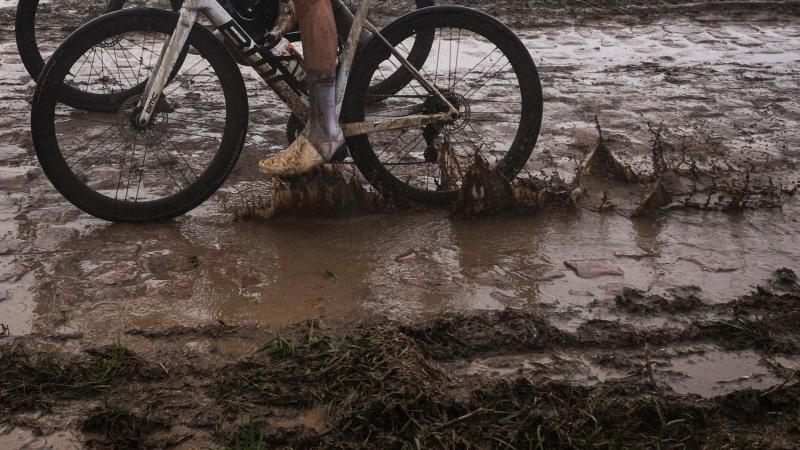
[137,7,196,127]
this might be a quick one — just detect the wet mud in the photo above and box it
[1,269,800,448]
[2,0,800,448]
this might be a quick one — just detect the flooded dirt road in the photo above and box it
[1,1,800,448]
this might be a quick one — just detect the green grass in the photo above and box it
[0,338,141,416]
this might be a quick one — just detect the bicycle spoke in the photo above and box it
[134,142,148,202]
[165,133,200,182]
[64,123,119,161]
[73,138,129,178]
[115,129,134,202]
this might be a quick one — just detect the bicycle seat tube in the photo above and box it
[330,0,373,50]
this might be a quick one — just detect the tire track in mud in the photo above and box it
[1,269,799,448]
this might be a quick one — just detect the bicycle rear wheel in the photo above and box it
[32,8,248,223]
[342,6,543,206]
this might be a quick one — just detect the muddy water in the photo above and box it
[0,429,82,450]
[463,345,800,398]
[2,202,799,338]
[666,348,798,397]
[2,4,800,406]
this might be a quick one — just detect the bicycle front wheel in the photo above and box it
[342,6,543,206]
[32,8,248,223]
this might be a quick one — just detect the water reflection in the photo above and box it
[2,200,794,342]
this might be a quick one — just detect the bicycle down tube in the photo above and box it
[137,0,458,136]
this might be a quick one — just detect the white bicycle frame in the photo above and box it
[137,0,458,137]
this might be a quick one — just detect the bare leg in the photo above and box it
[259,0,345,177]
[295,0,338,72]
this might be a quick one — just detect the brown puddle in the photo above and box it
[270,407,327,432]
[461,346,800,399]
[0,203,798,344]
[462,350,627,384]
[2,7,799,343]
[0,429,82,450]
[665,348,789,398]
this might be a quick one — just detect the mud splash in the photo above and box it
[232,166,388,220]
[452,117,795,218]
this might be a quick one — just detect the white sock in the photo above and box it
[302,69,343,160]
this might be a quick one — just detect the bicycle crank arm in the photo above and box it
[342,112,453,137]
[137,7,197,126]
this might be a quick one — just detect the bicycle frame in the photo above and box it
[137,0,458,137]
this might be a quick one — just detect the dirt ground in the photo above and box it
[1,0,800,448]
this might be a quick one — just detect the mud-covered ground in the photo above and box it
[2,269,800,448]
[2,0,800,448]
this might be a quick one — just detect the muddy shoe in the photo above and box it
[259,135,332,177]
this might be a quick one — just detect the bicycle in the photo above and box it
[15,0,432,111]
[30,0,543,222]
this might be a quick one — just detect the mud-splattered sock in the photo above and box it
[302,69,344,161]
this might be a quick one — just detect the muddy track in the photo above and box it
[420,0,800,27]
[1,269,799,448]
[2,1,800,448]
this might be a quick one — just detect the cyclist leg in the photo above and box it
[259,0,345,176]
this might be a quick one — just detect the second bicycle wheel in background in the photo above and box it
[15,0,183,111]
[362,0,435,102]
[342,6,544,206]
[15,0,182,81]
